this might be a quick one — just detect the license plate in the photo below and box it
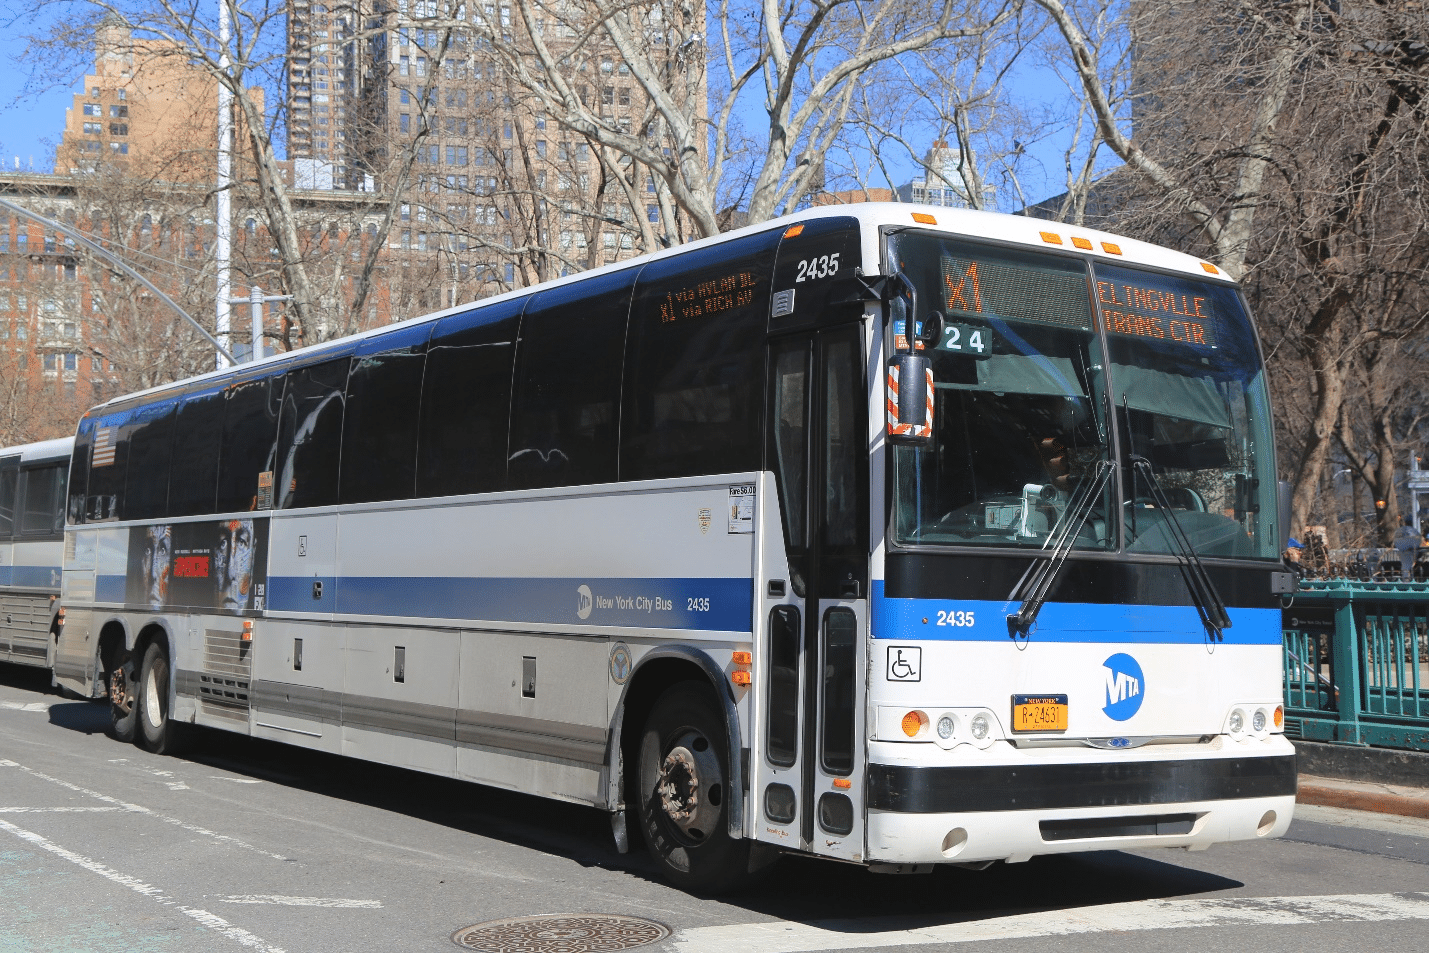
[1012,694,1069,732]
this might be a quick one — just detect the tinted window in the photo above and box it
[122,401,177,520]
[341,324,432,504]
[509,270,634,489]
[276,358,349,509]
[20,464,66,536]
[622,230,777,480]
[0,459,16,537]
[217,376,283,513]
[85,410,132,521]
[417,300,522,498]
[169,389,224,516]
[68,420,94,524]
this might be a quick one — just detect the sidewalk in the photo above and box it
[1294,740,1429,820]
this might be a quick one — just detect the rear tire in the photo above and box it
[106,656,138,743]
[136,642,188,755]
[635,681,749,894]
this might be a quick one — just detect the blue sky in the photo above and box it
[0,4,1100,207]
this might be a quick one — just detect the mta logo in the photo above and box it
[1102,653,1145,721]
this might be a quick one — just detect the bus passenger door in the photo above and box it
[753,325,869,862]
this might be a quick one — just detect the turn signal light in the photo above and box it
[241,619,254,642]
[731,671,752,686]
[901,710,928,737]
[1274,705,1284,729]
[731,651,752,665]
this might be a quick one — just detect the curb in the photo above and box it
[1297,783,1429,820]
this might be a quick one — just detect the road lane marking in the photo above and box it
[673,892,1429,953]
[0,818,288,953]
[1,701,52,712]
[0,806,124,813]
[211,776,263,784]
[219,895,383,908]
[11,761,288,861]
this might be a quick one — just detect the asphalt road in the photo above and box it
[1,662,1426,953]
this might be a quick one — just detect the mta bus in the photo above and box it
[0,437,71,671]
[54,205,1296,892]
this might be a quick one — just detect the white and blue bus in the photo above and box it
[54,205,1295,891]
[0,436,71,671]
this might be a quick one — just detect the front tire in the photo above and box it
[635,681,749,894]
[136,642,187,755]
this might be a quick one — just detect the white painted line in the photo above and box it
[210,776,263,784]
[219,895,383,909]
[673,892,1429,953]
[12,762,288,861]
[0,806,124,813]
[1,701,51,712]
[0,818,288,953]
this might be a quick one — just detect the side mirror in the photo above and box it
[887,352,932,445]
[918,311,945,349]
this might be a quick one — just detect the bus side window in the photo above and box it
[85,411,131,521]
[169,390,224,517]
[341,323,433,504]
[67,421,94,525]
[20,464,65,537]
[123,402,177,520]
[0,459,17,537]
[622,229,777,480]
[218,376,283,514]
[276,358,349,510]
[416,299,523,499]
[508,269,634,490]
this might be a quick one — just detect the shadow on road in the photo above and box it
[6,658,1243,929]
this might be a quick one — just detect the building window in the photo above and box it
[399,113,410,132]
[647,205,659,223]
[109,104,128,117]
[535,140,546,158]
[399,55,410,75]
[110,142,128,154]
[83,122,102,135]
[109,123,128,136]
[117,88,126,100]
[83,103,100,116]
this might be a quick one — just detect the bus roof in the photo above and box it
[80,203,1236,418]
[0,436,74,464]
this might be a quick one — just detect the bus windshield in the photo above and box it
[890,234,1279,559]
[891,234,1115,551]
[1097,262,1279,559]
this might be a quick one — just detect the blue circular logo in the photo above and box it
[1102,653,1145,721]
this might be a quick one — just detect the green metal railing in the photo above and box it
[1281,580,1429,751]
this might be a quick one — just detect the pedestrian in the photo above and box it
[1284,538,1307,580]
[1392,518,1422,582]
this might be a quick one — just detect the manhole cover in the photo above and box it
[451,914,671,953]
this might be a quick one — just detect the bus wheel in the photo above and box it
[107,661,138,743]
[636,681,749,894]
[136,643,187,755]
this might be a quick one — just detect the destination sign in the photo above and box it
[1096,280,1218,348]
[939,255,1092,332]
[658,271,758,324]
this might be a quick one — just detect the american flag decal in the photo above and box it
[92,426,116,467]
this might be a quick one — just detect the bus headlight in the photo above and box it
[970,713,991,740]
[936,714,956,740]
[1228,708,1245,735]
[1252,708,1268,733]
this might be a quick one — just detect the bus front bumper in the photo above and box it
[864,745,1297,865]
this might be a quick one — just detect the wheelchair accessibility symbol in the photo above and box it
[886,646,921,682]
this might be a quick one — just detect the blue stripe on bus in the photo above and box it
[1,565,61,589]
[267,575,755,632]
[871,580,1281,645]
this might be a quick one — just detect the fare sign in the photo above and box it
[1097,280,1217,347]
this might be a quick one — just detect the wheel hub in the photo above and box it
[656,731,722,840]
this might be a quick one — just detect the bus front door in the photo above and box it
[754,324,869,862]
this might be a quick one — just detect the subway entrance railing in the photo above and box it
[1282,580,1429,752]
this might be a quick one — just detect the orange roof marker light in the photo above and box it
[1202,262,1220,274]
[1039,231,1063,245]
[1101,242,1123,255]
[783,224,805,238]
[911,212,937,225]
[1071,236,1093,250]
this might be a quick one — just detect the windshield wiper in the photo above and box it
[1129,456,1232,640]
[1006,459,1114,641]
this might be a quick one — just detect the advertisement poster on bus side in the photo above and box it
[126,518,270,615]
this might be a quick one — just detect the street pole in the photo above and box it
[229,286,293,362]
[215,0,233,370]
